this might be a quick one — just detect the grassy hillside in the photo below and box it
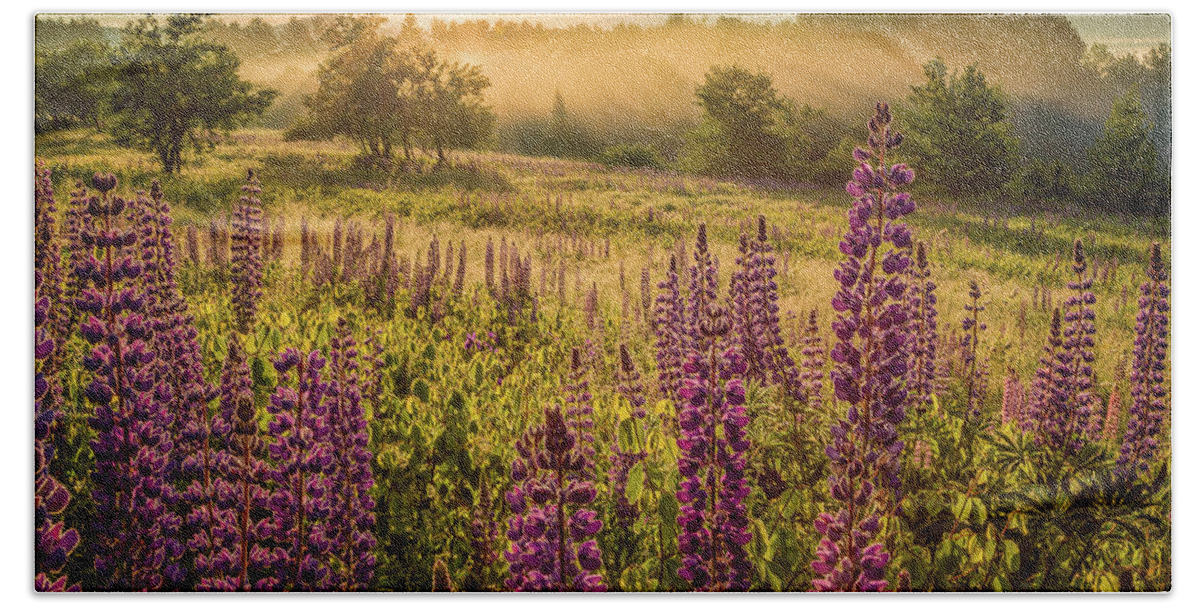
[35,127,1168,387]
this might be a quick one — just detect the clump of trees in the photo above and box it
[288,17,495,169]
[682,65,827,182]
[35,15,277,174]
[899,58,1020,197]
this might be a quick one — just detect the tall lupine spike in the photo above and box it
[35,162,68,366]
[798,309,827,409]
[1063,239,1100,440]
[675,304,752,591]
[685,224,719,351]
[564,348,597,468]
[584,283,599,331]
[432,559,454,592]
[76,174,184,590]
[906,242,938,414]
[193,336,277,590]
[35,270,81,592]
[610,344,648,529]
[1117,243,1170,477]
[1030,309,1075,448]
[730,215,800,393]
[654,255,686,406]
[1001,368,1026,427]
[814,102,914,592]
[504,406,606,591]
[230,170,265,334]
[62,181,90,341]
[326,320,378,590]
[267,348,334,590]
[961,280,986,420]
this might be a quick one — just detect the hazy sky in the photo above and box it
[62,12,1172,57]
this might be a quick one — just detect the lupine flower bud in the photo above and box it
[1117,243,1170,477]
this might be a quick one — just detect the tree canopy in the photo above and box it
[109,15,277,173]
[900,58,1019,196]
[1084,86,1168,216]
[683,65,821,181]
[292,17,494,168]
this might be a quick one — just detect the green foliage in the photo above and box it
[108,15,276,173]
[900,58,1020,196]
[1083,87,1168,216]
[598,143,666,171]
[35,39,116,132]
[683,65,821,182]
[294,17,495,166]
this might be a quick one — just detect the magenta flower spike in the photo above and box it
[1117,243,1170,477]
[813,103,915,592]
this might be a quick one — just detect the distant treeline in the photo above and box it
[35,14,1170,214]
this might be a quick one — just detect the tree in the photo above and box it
[109,15,276,173]
[35,39,116,132]
[1084,86,1167,216]
[900,58,1019,196]
[294,17,494,167]
[684,65,818,180]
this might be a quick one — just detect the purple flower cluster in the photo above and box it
[267,348,334,590]
[1063,239,1099,439]
[1117,243,1170,477]
[504,406,606,591]
[961,280,986,420]
[654,254,686,406]
[798,310,826,410]
[75,174,184,590]
[730,215,805,398]
[230,169,265,333]
[35,270,80,593]
[1030,309,1078,451]
[675,340,752,590]
[906,242,938,414]
[326,320,378,589]
[194,336,279,590]
[564,347,597,466]
[815,102,915,592]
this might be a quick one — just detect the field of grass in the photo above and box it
[35,127,1169,385]
[34,127,1171,592]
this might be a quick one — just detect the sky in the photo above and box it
[55,12,1172,58]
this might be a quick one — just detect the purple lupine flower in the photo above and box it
[1117,243,1170,477]
[1001,368,1026,427]
[453,241,467,296]
[230,169,265,334]
[1029,309,1076,449]
[685,224,719,351]
[674,314,753,591]
[267,348,334,590]
[198,336,280,591]
[504,406,606,591]
[35,162,68,370]
[906,242,938,414]
[814,103,914,592]
[609,344,648,528]
[961,280,986,420]
[35,270,81,593]
[325,319,377,590]
[654,255,686,406]
[485,237,495,294]
[1062,239,1099,439]
[730,215,805,399]
[798,309,826,410]
[564,347,597,467]
[76,174,184,590]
